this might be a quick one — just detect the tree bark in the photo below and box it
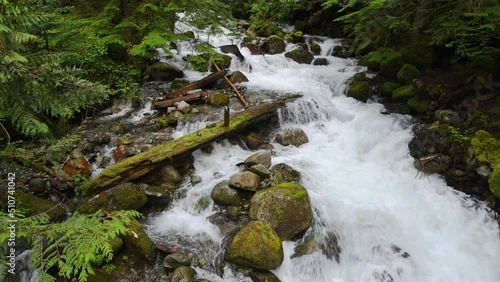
[164,70,227,98]
[154,91,211,109]
[81,101,289,196]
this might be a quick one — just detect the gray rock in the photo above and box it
[163,253,194,271]
[229,171,261,192]
[160,164,182,183]
[175,101,192,114]
[211,180,242,206]
[312,58,329,66]
[243,151,272,168]
[275,128,309,147]
[171,266,196,282]
[414,154,451,173]
[248,164,271,178]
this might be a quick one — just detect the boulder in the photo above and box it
[208,92,230,107]
[211,180,243,206]
[171,266,196,282]
[275,128,309,147]
[229,171,261,192]
[140,183,171,206]
[116,136,134,146]
[284,49,314,64]
[291,231,341,262]
[397,64,420,84]
[381,82,402,97]
[435,109,461,127]
[248,164,271,178]
[471,130,500,197]
[163,253,194,271]
[28,177,48,194]
[225,221,284,270]
[414,154,451,173]
[166,111,185,126]
[243,151,272,168]
[175,101,192,114]
[248,270,281,282]
[63,149,92,178]
[159,164,182,183]
[407,96,431,113]
[312,58,329,66]
[264,35,286,54]
[270,163,301,184]
[146,62,184,81]
[1,192,65,220]
[122,219,154,261]
[310,43,321,55]
[79,182,148,214]
[392,85,416,102]
[382,103,412,115]
[346,81,370,102]
[241,132,264,150]
[229,71,249,84]
[249,182,312,240]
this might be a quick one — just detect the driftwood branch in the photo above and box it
[212,61,249,109]
[81,101,288,196]
[164,70,227,98]
[154,91,211,109]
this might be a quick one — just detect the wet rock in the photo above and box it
[1,192,65,220]
[435,109,461,127]
[407,96,431,113]
[264,35,286,55]
[116,136,134,146]
[123,219,154,261]
[414,154,451,173]
[346,81,370,102]
[28,177,48,194]
[471,130,500,197]
[248,270,281,282]
[194,196,211,212]
[242,151,272,169]
[208,211,248,235]
[284,49,314,64]
[159,164,182,183]
[291,231,341,262]
[392,85,416,102]
[270,163,301,184]
[229,171,261,192]
[248,164,271,178]
[330,45,343,57]
[163,253,194,271]
[88,134,112,146]
[310,43,321,55]
[249,182,312,240]
[382,103,412,115]
[113,145,128,163]
[228,206,240,220]
[312,58,329,66]
[225,221,284,270]
[477,165,491,178]
[208,92,230,107]
[166,111,185,126]
[175,101,192,114]
[140,183,171,206]
[381,82,402,97]
[275,128,309,147]
[229,71,249,84]
[146,62,184,81]
[79,182,148,214]
[397,64,420,84]
[242,132,264,150]
[211,180,243,206]
[171,266,196,282]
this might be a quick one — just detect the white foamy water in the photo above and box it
[147,33,500,282]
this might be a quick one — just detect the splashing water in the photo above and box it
[147,31,500,282]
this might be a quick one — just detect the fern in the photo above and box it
[0,210,141,282]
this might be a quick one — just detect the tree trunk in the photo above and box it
[81,100,289,196]
[154,91,211,109]
[165,70,227,98]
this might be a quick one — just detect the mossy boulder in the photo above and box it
[381,82,402,97]
[392,85,416,102]
[0,192,65,220]
[122,219,154,261]
[171,266,196,282]
[163,253,194,271]
[471,130,500,197]
[211,180,242,206]
[79,182,148,214]
[383,103,412,114]
[264,35,286,55]
[310,43,321,55]
[292,31,304,43]
[346,81,370,102]
[361,47,398,72]
[225,221,284,270]
[284,49,314,64]
[275,128,309,147]
[407,96,431,113]
[270,163,301,184]
[159,164,182,183]
[146,62,184,81]
[249,182,312,240]
[312,58,329,66]
[243,151,272,169]
[397,64,421,84]
[229,171,261,192]
[229,71,249,84]
[208,92,230,107]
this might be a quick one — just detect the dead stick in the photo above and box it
[212,61,249,109]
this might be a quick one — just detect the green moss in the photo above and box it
[346,81,370,102]
[154,118,168,128]
[208,92,230,107]
[292,31,303,42]
[362,47,398,72]
[392,85,416,102]
[123,219,154,261]
[381,82,402,97]
[309,43,321,55]
[79,183,148,214]
[397,64,420,84]
[1,192,65,220]
[284,49,314,64]
[471,130,500,197]
[407,96,431,113]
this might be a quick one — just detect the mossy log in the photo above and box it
[164,70,227,98]
[81,101,287,196]
[154,90,211,109]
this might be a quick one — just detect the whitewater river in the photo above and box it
[146,29,500,282]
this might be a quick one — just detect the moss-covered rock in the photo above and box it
[249,182,312,240]
[248,270,281,282]
[346,81,370,102]
[471,130,500,197]
[225,221,284,270]
[381,82,402,97]
[0,192,65,220]
[275,128,309,147]
[397,64,421,84]
[382,102,412,114]
[229,171,261,192]
[392,85,416,102]
[310,43,321,55]
[407,96,431,113]
[264,35,286,55]
[79,182,148,214]
[208,92,230,107]
[229,71,249,84]
[146,62,184,81]
[284,49,314,64]
[270,163,301,184]
[163,253,194,271]
[292,31,304,43]
[159,164,182,183]
[123,219,154,261]
[116,136,134,146]
[211,180,242,206]
[361,47,398,72]
[171,266,196,282]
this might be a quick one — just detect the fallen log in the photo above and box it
[80,100,289,196]
[165,70,227,98]
[154,90,211,109]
